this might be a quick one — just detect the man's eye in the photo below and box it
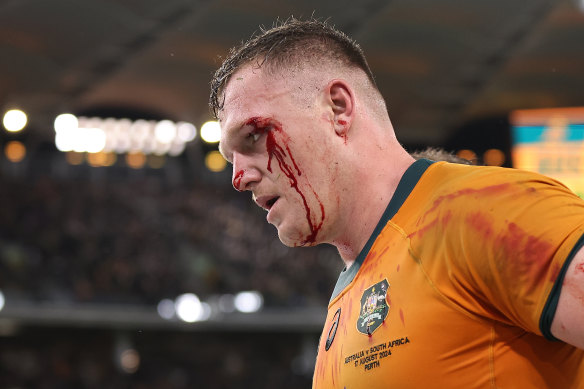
[246,124,270,143]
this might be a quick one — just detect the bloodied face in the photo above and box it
[219,64,342,247]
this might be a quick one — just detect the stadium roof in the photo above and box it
[1,0,584,146]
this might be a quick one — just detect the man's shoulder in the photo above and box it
[424,161,566,190]
[398,162,573,222]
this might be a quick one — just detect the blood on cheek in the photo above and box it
[245,116,325,245]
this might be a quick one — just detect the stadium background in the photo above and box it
[1,0,584,387]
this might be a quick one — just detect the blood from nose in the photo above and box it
[233,169,245,191]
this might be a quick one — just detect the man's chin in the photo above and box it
[276,231,299,247]
[276,228,317,248]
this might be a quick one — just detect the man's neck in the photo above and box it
[333,150,415,269]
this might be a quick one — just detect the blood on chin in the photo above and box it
[277,233,315,248]
[275,223,320,248]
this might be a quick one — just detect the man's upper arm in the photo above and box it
[551,244,584,349]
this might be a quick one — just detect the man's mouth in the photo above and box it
[266,196,279,209]
[254,195,280,211]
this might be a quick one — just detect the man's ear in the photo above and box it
[327,79,354,136]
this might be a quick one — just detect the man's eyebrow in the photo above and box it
[218,117,250,163]
[226,116,262,139]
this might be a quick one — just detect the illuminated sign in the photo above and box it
[511,107,584,198]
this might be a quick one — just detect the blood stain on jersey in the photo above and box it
[423,183,511,220]
[357,279,390,336]
[549,262,561,282]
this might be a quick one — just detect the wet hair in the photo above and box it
[209,17,377,118]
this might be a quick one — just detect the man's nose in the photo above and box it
[232,153,261,192]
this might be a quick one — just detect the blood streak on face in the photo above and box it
[245,116,325,245]
[233,170,244,191]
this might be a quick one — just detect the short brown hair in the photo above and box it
[209,17,377,118]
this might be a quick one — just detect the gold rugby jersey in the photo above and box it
[313,159,584,389]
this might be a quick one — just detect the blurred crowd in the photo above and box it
[0,163,341,308]
[0,326,316,388]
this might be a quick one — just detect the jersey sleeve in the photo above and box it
[404,164,584,338]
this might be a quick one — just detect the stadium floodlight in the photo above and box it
[3,109,27,132]
[54,113,78,132]
[234,291,263,313]
[157,299,175,320]
[177,122,197,142]
[85,128,107,153]
[55,115,196,158]
[175,293,203,323]
[205,150,227,172]
[154,120,176,144]
[200,121,221,143]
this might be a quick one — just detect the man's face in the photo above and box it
[219,64,339,247]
